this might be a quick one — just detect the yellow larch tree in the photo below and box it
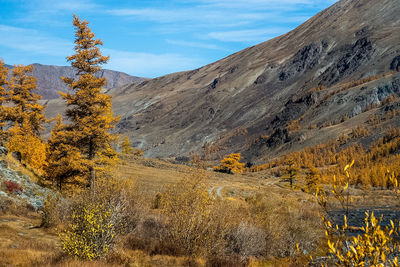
[0,60,9,140]
[120,136,132,155]
[45,115,88,192]
[8,64,46,135]
[6,64,47,172]
[214,153,245,174]
[60,15,119,192]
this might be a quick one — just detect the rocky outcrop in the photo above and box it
[0,165,53,210]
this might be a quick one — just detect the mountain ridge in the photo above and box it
[5,63,146,100]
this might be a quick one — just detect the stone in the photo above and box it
[0,147,8,156]
[0,160,7,168]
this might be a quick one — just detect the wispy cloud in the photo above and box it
[0,24,71,56]
[104,49,204,78]
[165,39,225,50]
[207,28,290,42]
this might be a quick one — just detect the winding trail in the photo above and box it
[216,186,223,198]
[208,186,224,199]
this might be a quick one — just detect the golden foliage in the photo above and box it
[6,123,47,173]
[0,60,9,136]
[120,136,132,155]
[315,163,400,266]
[265,126,400,188]
[214,153,245,174]
[45,115,87,192]
[60,15,119,192]
[327,212,400,266]
[132,148,143,157]
[8,64,46,135]
[304,166,320,193]
[60,176,133,260]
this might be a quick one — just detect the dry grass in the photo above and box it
[1,156,398,266]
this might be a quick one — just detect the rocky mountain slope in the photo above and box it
[5,63,145,99]
[45,0,400,161]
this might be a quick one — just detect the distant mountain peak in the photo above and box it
[4,63,145,100]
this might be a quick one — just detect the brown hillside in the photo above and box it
[46,0,400,161]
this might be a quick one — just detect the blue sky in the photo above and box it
[0,0,337,78]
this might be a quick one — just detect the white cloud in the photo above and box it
[0,24,72,56]
[165,39,225,50]
[104,49,205,78]
[207,28,289,42]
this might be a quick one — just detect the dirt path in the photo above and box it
[208,186,224,199]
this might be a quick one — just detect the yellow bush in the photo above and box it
[326,213,399,266]
[214,153,245,174]
[60,202,117,260]
[60,177,131,260]
[315,162,400,266]
[6,123,47,173]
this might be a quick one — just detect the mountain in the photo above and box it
[45,0,400,161]
[5,63,145,99]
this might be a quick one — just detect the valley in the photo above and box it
[2,0,400,265]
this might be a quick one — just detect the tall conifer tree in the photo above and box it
[8,64,46,135]
[61,15,119,192]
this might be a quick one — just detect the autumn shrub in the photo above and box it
[124,214,168,255]
[132,148,143,157]
[287,119,301,131]
[162,169,229,257]
[41,194,73,228]
[226,222,266,259]
[60,201,124,260]
[214,153,245,174]
[60,176,136,260]
[326,212,400,266]
[1,179,23,194]
[247,193,323,258]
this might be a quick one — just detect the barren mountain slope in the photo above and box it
[46,0,400,161]
[5,63,145,99]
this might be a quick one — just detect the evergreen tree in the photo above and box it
[8,64,46,135]
[305,166,320,193]
[45,115,87,192]
[284,160,299,188]
[121,136,132,155]
[61,15,119,192]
